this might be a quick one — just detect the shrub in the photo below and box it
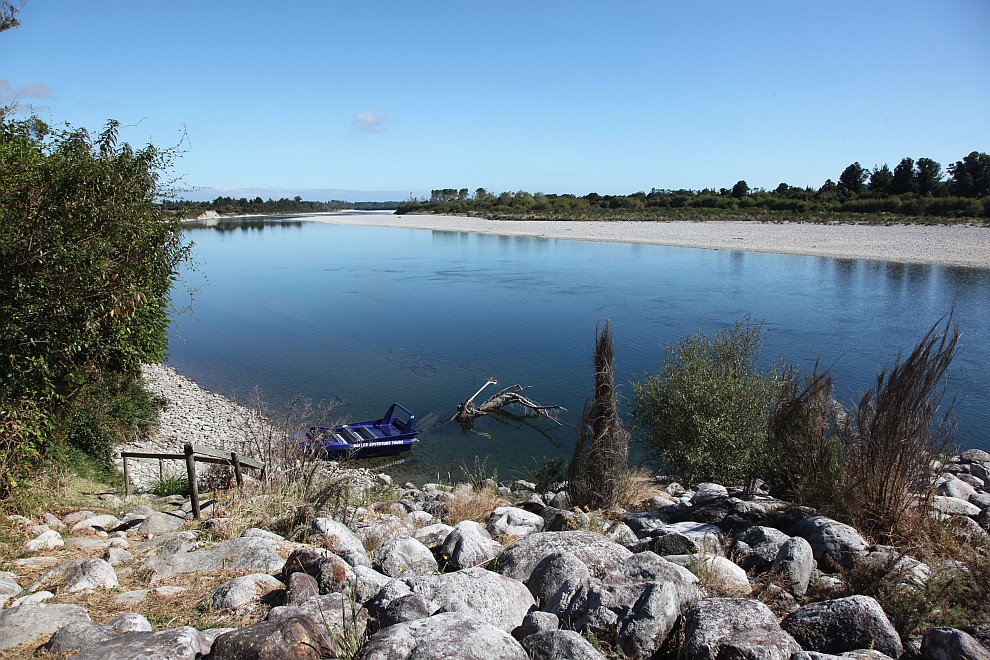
[834,315,959,543]
[569,321,629,509]
[630,317,779,487]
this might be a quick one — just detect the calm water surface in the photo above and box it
[167,215,990,483]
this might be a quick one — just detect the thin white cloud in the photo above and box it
[18,82,54,99]
[353,110,388,134]
[0,78,55,101]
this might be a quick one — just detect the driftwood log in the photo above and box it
[452,379,565,427]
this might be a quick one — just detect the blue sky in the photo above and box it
[2,1,988,200]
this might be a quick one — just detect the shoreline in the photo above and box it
[302,213,990,269]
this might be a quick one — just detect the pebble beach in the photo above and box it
[308,214,990,269]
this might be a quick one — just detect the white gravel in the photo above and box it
[308,214,990,269]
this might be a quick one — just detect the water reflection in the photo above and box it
[167,222,990,483]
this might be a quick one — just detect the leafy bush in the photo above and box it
[630,317,779,487]
[0,110,189,495]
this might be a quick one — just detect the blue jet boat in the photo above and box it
[297,403,419,458]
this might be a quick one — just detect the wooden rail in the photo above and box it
[120,443,265,519]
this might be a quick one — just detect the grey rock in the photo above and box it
[0,572,22,597]
[522,629,607,660]
[374,535,438,576]
[71,514,121,532]
[513,611,559,640]
[135,511,186,535]
[371,566,536,632]
[312,517,371,568]
[350,565,393,602]
[62,510,97,525]
[771,536,815,596]
[665,554,751,593]
[621,507,680,536]
[685,597,801,660]
[414,522,454,547]
[950,515,990,543]
[648,531,700,556]
[960,449,990,463]
[29,558,118,593]
[969,492,990,510]
[209,614,337,659]
[47,621,118,655]
[781,595,903,659]
[752,582,800,616]
[793,515,869,572]
[282,547,355,594]
[618,580,701,658]
[488,506,545,538]
[441,520,503,571]
[135,530,196,552]
[734,525,791,572]
[200,573,284,611]
[527,551,592,616]
[549,491,572,509]
[43,512,66,530]
[25,529,64,551]
[107,613,153,633]
[936,475,979,501]
[352,515,408,554]
[0,603,91,652]
[286,571,320,605]
[922,626,990,660]
[11,590,53,606]
[266,592,369,643]
[104,547,134,566]
[363,612,528,660]
[66,536,112,551]
[932,495,982,517]
[496,530,633,582]
[149,536,285,584]
[606,522,639,547]
[658,521,725,551]
[241,527,286,542]
[691,482,729,505]
[377,592,431,628]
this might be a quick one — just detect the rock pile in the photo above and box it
[2,465,988,659]
[4,366,988,658]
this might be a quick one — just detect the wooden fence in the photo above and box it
[120,443,265,519]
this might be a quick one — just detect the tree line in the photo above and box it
[162,197,401,218]
[399,151,990,221]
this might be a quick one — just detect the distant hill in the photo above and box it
[175,186,426,204]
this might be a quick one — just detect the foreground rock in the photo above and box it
[363,612,528,660]
[781,595,903,659]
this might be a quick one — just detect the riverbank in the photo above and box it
[305,213,990,269]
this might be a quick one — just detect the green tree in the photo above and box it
[730,180,750,198]
[869,165,894,194]
[629,318,779,487]
[838,162,868,195]
[891,157,917,195]
[915,158,943,196]
[0,111,189,494]
[948,151,990,198]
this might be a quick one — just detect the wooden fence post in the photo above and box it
[184,443,201,519]
[123,455,130,498]
[231,452,244,488]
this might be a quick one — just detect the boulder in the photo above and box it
[134,512,186,535]
[104,547,134,566]
[350,565,393,603]
[657,521,725,551]
[267,592,369,643]
[621,507,680,537]
[414,522,454,548]
[352,515,408,553]
[107,613,153,633]
[28,558,119,593]
[684,597,801,660]
[781,595,903,659]
[46,621,118,655]
[936,474,979,501]
[441,520,503,571]
[771,536,815,596]
[513,611,559,639]
[312,517,371,568]
[69,626,207,660]
[362,612,528,660]
[527,551,592,617]
[376,592,431,628]
[488,506,545,538]
[522,629,607,660]
[922,627,990,660]
[241,527,286,542]
[733,526,791,572]
[691,483,729,505]
[496,530,633,582]
[932,496,982,517]
[148,537,285,584]
[0,603,87,652]
[286,571,320,605]
[373,535,438,576]
[209,614,337,660]
[25,529,64,552]
[793,516,869,572]
[665,554,751,593]
[370,567,535,632]
[200,574,284,611]
[70,514,121,532]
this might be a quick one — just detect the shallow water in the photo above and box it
[167,215,990,483]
